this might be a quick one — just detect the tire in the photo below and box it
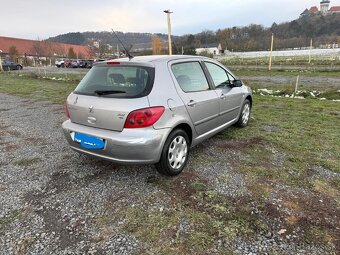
[235,99,251,128]
[17,65,22,70]
[155,129,190,176]
[61,63,65,68]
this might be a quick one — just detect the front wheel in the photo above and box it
[235,99,251,128]
[155,129,190,176]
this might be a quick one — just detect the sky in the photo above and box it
[1,0,340,40]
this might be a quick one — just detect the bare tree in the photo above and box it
[68,47,76,59]
[31,38,46,60]
[8,46,19,62]
[152,35,164,55]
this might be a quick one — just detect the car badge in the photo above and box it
[89,105,94,113]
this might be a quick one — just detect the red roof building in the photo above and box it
[329,6,340,12]
[302,1,340,16]
[0,36,93,59]
[309,6,319,13]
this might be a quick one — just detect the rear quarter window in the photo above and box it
[171,62,210,93]
[74,65,155,98]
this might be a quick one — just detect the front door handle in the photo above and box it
[220,93,226,99]
[187,100,197,107]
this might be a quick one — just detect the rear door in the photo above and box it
[204,61,243,124]
[170,60,220,136]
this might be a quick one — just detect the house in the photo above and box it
[329,6,340,12]
[195,43,224,56]
[300,0,340,16]
[0,36,93,65]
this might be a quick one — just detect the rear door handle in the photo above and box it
[187,100,197,107]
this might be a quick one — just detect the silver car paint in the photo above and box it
[62,55,252,164]
[62,120,171,164]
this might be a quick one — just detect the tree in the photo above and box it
[8,46,19,62]
[183,46,196,55]
[152,35,164,55]
[68,47,76,59]
[32,38,46,59]
[98,43,109,58]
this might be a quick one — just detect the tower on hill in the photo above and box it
[320,0,330,14]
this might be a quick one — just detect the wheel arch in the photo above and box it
[172,123,193,146]
[245,95,253,107]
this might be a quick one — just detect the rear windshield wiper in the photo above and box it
[94,90,126,96]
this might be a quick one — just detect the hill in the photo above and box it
[174,13,340,52]
[48,31,171,48]
[48,14,340,53]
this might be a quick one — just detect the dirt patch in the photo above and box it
[217,137,265,150]
[83,162,119,184]
[48,171,72,194]
[1,142,19,152]
[24,137,48,145]
[6,130,21,137]
[50,107,64,114]
[267,188,340,252]
[147,170,209,201]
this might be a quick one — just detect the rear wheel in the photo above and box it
[155,129,189,176]
[235,99,251,128]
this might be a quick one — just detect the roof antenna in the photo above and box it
[111,29,133,60]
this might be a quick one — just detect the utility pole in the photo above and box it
[268,33,274,71]
[308,38,313,64]
[164,9,173,55]
[0,50,3,72]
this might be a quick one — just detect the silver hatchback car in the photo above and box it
[62,55,252,175]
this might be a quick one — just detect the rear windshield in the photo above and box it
[74,65,155,98]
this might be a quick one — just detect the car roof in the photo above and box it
[113,55,210,63]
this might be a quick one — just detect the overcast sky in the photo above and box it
[1,0,340,39]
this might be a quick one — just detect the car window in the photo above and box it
[171,62,210,92]
[205,62,230,88]
[74,65,154,98]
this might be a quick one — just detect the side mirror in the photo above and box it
[232,80,243,87]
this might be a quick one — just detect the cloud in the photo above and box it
[1,0,339,39]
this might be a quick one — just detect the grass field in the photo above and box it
[220,55,340,67]
[0,72,339,253]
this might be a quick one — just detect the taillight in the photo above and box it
[107,61,120,65]
[124,107,165,128]
[64,103,70,119]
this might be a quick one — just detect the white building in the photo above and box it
[196,43,224,56]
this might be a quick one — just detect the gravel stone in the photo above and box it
[0,93,337,254]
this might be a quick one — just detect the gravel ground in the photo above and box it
[0,93,336,254]
[0,93,157,254]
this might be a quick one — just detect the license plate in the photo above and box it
[71,132,105,149]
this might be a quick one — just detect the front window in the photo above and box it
[74,65,155,98]
[205,62,234,88]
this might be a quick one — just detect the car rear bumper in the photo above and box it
[62,120,170,164]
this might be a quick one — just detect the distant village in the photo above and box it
[300,0,340,16]
[0,0,339,66]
